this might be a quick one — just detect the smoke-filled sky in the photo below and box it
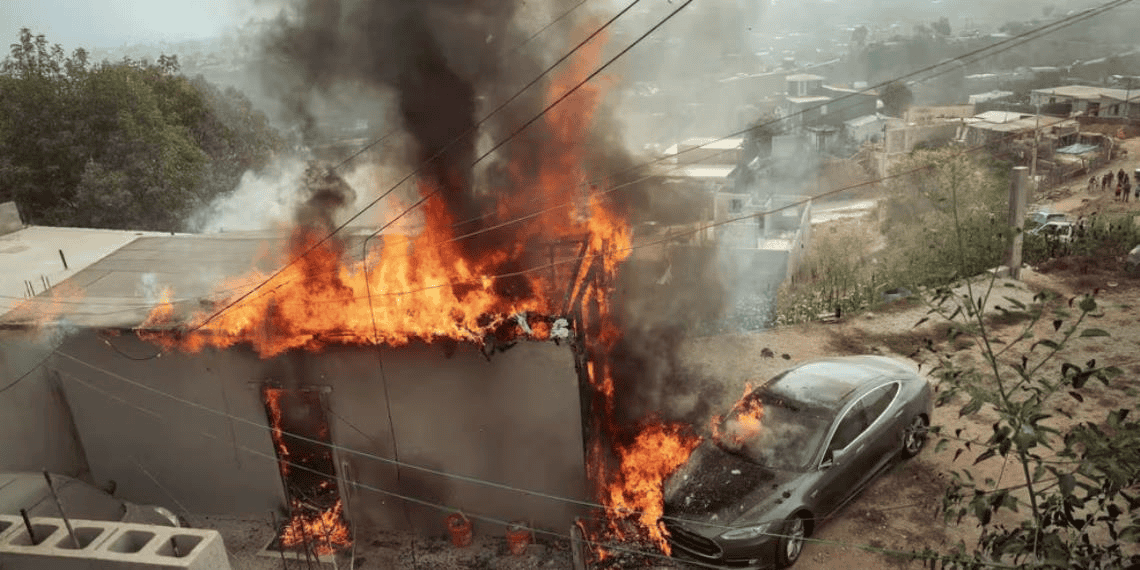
[2,0,1091,52]
[1,0,274,49]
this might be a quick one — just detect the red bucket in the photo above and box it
[506,521,531,556]
[446,513,472,548]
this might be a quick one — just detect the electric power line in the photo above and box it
[0,350,56,395]
[61,364,1021,570]
[190,0,654,332]
[130,122,1057,318]
[54,342,1074,536]
[331,0,591,172]
[188,0,1133,324]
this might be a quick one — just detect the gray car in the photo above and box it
[662,356,932,569]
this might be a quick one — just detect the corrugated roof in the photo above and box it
[1055,142,1100,155]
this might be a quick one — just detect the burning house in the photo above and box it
[0,2,768,567]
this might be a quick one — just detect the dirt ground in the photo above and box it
[669,137,1140,569]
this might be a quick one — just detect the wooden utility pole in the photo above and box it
[1006,166,1029,279]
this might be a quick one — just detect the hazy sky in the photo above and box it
[1,0,274,49]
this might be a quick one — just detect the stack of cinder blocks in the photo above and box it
[0,514,230,570]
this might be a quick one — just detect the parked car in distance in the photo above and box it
[662,356,932,569]
[1027,211,1067,228]
[1029,220,1075,243]
[0,472,181,527]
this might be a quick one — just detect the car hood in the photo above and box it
[663,441,800,530]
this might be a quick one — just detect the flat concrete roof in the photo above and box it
[969,114,1074,133]
[0,226,164,320]
[670,165,737,179]
[0,226,584,331]
[787,95,832,104]
[0,229,375,330]
[1033,85,1140,102]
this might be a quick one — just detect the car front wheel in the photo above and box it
[775,515,806,568]
[901,415,929,459]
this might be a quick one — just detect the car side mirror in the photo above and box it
[821,448,848,470]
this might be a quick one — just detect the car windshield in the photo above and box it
[711,391,832,471]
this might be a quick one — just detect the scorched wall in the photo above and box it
[49,329,589,534]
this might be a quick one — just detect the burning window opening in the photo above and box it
[261,385,352,559]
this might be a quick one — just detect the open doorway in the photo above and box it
[260,385,352,559]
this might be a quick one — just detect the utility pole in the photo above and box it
[1029,99,1042,196]
[1126,76,1134,122]
[1006,166,1029,280]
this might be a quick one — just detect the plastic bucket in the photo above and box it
[506,521,531,556]
[446,513,472,548]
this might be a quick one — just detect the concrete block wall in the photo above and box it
[0,515,230,570]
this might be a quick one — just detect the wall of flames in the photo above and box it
[138,25,702,559]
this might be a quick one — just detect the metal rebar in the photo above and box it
[42,471,81,549]
[19,508,37,544]
[270,510,289,570]
[296,504,315,570]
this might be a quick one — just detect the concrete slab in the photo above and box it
[0,226,163,320]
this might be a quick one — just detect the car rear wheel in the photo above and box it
[901,415,929,459]
[775,515,806,568]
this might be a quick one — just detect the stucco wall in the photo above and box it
[47,331,588,534]
[0,330,88,477]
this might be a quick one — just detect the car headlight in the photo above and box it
[720,522,774,540]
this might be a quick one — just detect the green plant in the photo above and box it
[905,160,1139,568]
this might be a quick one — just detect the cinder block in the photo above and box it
[0,514,20,543]
[0,517,230,570]
[96,522,230,570]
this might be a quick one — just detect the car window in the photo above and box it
[862,383,899,425]
[827,402,867,453]
[714,392,833,471]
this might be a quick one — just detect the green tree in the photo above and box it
[918,255,1137,569]
[893,144,1140,568]
[0,28,282,231]
[880,80,915,118]
[932,17,952,37]
[879,149,1009,290]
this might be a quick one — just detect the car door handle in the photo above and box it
[856,444,866,453]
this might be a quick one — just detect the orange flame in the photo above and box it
[133,16,694,564]
[711,383,764,449]
[139,23,623,358]
[606,421,699,553]
[279,499,352,556]
[263,387,352,555]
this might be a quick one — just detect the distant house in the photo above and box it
[779,74,879,130]
[662,137,744,166]
[844,113,904,144]
[968,90,1015,105]
[1030,85,1140,118]
[964,111,1079,149]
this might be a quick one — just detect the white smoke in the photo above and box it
[188,157,311,233]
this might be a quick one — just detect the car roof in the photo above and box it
[761,356,913,412]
